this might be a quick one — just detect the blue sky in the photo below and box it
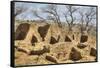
[15,2,96,24]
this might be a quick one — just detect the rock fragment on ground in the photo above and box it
[69,47,82,61]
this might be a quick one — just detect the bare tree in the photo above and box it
[32,4,62,27]
[79,7,96,34]
[42,5,62,27]
[64,5,79,31]
[85,7,96,32]
[79,11,84,33]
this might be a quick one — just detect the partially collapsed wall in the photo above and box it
[15,22,96,65]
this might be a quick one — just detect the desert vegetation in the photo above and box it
[14,2,97,66]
